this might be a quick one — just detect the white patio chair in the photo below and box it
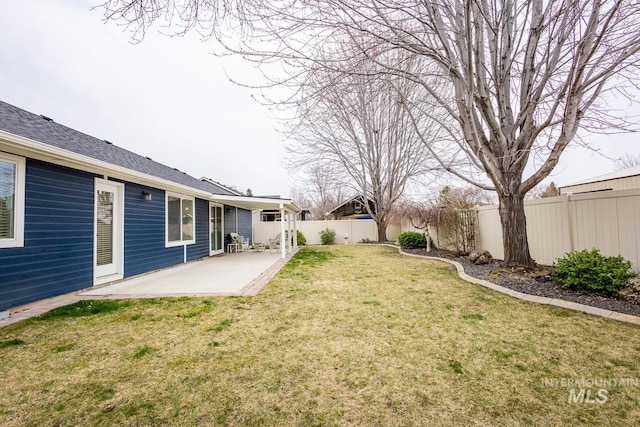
[240,236,250,252]
[269,234,289,252]
[230,232,249,252]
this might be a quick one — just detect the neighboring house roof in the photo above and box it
[200,177,243,196]
[0,100,227,195]
[328,194,371,215]
[559,165,640,189]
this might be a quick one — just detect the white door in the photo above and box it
[95,180,123,284]
[210,203,224,255]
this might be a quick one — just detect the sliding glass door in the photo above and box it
[209,203,223,255]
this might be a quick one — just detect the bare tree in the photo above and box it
[291,163,348,220]
[528,182,561,199]
[615,153,640,170]
[393,186,481,253]
[287,55,436,241]
[100,0,640,267]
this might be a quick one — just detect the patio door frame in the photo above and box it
[94,178,124,285]
[209,202,224,256]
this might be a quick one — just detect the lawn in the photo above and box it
[1,245,639,426]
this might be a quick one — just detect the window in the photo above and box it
[166,193,195,246]
[0,153,25,248]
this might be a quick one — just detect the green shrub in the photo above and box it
[552,248,637,295]
[359,238,373,244]
[398,231,427,249]
[319,229,336,245]
[295,229,307,246]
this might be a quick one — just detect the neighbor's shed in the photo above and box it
[559,165,640,195]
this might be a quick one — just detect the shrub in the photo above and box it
[319,228,336,245]
[398,231,427,249]
[552,248,637,295]
[359,238,373,244]
[295,229,307,246]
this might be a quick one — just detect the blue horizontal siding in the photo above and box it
[222,205,253,249]
[122,183,183,278]
[237,208,252,244]
[187,198,210,261]
[0,159,96,310]
[223,205,236,251]
[1,159,224,311]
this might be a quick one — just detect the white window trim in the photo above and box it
[165,192,196,247]
[0,152,25,248]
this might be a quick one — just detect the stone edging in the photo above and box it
[392,246,640,326]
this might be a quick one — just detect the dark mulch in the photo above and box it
[403,248,640,317]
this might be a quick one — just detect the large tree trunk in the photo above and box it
[497,192,536,268]
[377,220,387,243]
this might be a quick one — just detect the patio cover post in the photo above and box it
[286,210,292,253]
[293,212,298,249]
[280,204,286,259]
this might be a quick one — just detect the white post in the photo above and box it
[287,211,293,252]
[293,212,298,249]
[280,205,286,259]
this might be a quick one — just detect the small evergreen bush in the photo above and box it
[295,229,307,246]
[552,248,637,295]
[319,229,336,245]
[398,231,427,249]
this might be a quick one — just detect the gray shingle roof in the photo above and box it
[0,100,227,195]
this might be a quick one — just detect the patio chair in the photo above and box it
[230,232,249,252]
[269,234,289,252]
[240,236,249,252]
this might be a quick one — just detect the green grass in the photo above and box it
[0,338,25,349]
[35,300,133,320]
[0,245,639,426]
[132,345,155,359]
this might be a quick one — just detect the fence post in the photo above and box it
[371,220,376,242]
[563,194,574,253]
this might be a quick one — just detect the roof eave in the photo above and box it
[210,194,302,213]
[559,165,640,189]
[0,129,212,199]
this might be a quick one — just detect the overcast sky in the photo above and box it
[0,0,638,200]
[0,0,292,197]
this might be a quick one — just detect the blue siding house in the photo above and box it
[0,100,300,312]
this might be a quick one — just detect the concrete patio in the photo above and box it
[1,250,293,327]
[81,250,291,298]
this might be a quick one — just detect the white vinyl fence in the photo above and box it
[476,188,640,271]
[254,188,640,272]
[253,219,421,246]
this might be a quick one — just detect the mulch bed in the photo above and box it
[403,248,640,317]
